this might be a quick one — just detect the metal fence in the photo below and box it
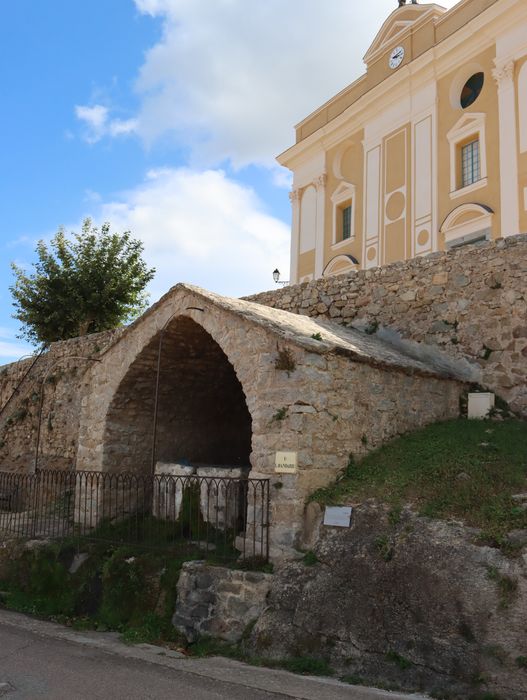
[0,469,270,562]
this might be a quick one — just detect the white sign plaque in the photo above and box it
[275,452,298,474]
[324,506,353,528]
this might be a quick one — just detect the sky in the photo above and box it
[0,0,459,363]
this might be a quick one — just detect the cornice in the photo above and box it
[279,0,524,169]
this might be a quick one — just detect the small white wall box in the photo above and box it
[324,506,353,528]
[468,392,495,419]
[275,452,298,474]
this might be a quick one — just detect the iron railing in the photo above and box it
[0,470,270,562]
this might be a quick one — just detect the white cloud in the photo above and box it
[130,0,461,168]
[75,104,138,144]
[95,168,290,300]
[0,327,32,364]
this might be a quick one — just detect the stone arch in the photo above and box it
[440,203,494,249]
[101,316,252,475]
[76,288,259,474]
[323,254,360,277]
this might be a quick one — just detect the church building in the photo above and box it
[278,0,527,283]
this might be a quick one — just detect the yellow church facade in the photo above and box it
[278,0,527,283]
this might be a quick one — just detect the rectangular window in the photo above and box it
[461,139,480,188]
[341,204,352,240]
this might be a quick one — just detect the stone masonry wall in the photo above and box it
[246,235,527,417]
[0,330,122,472]
[173,561,273,643]
[77,286,465,556]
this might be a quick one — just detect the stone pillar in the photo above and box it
[314,174,327,279]
[289,188,301,285]
[493,59,520,238]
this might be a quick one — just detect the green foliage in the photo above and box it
[0,542,195,644]
[309,419,527,547]
[189,637,334,677]
[486,566,518,609]
[175,481,206,540]
[5,407,28,426]
[310,333,323,341]
[364,320,379,335]
[341,674,366,686]
[10,218,155,344]
[120,613,166,645]
[2,545,76,617]
[274,348,296,375]
[271,657,333,676]
[385,650,412,670]
[516,656,527,669]
[272,407,288,422]
[233,556,273,574]
[188,635,244,660]
[375,536,394,562]
[388,505,402,527]
[98,550,148,628]
[302,550,319,566]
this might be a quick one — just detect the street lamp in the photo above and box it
[272,269,289,286]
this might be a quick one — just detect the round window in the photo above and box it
[460,72,484,109]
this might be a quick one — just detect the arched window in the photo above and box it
[440,203,494,249]
[323,254,360,277]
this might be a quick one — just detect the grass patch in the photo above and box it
[302,550,319,566]
[486,567,518,609]
[310,419,527,545]
[188,636,333,676]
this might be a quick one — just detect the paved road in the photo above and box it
[0,611,430,700]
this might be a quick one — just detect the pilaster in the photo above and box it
[314,174,327,278]
[492,59,520,238]
[289,188,301,284]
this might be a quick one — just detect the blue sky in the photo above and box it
[0,0,458,363]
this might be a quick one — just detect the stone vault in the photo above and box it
[73,283,467,556]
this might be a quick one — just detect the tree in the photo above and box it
[10,219,155,345]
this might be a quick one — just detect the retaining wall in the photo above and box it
[247,235,527,416]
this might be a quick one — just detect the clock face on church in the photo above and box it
[389,46,405,69]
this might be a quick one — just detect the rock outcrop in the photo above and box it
[247,504,527,699]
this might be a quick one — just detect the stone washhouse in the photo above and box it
[69,283,467,558]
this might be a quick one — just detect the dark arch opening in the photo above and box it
[103,316,252,475]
